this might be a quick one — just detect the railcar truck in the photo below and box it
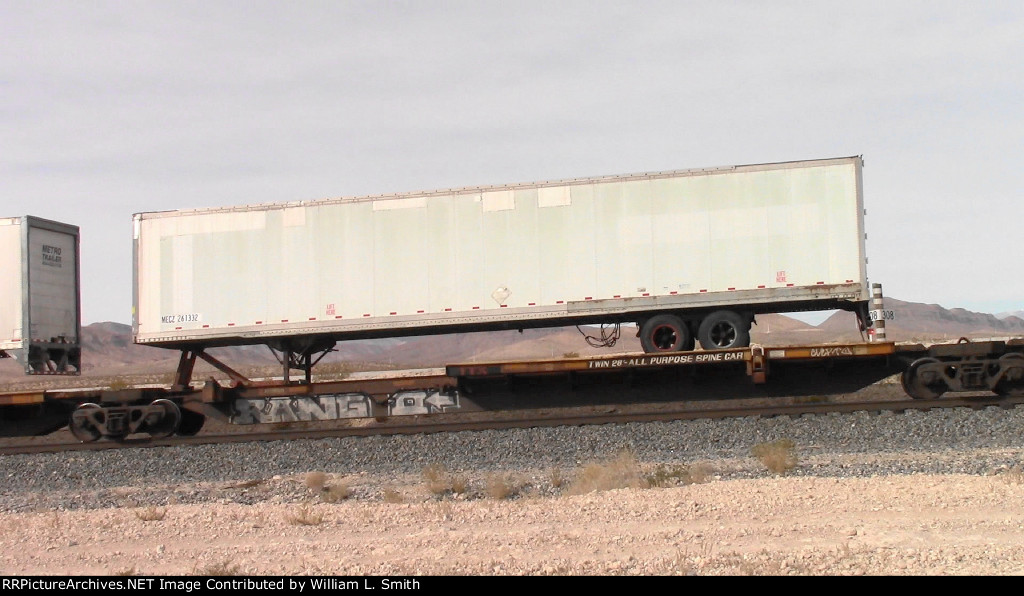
[133,156,874,377]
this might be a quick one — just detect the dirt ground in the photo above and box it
[2,465,1024,576]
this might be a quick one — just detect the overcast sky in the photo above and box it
[3,1,1022,325]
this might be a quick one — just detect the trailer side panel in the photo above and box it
[133,156,868,347]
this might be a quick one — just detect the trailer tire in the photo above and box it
[639,314,694,353]
[697,310,750,350]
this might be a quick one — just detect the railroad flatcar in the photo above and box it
[4,157,1022,443]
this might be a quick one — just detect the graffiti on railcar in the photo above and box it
[230,389,460,424]
[389,389,460,416]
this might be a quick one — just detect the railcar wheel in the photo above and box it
[994,353,1024,397]
[146,399,181,439]
[639,314,694,353]
[176,409,206,436]
[697,310,750,350]
[901,357,947,399]
[69,403,103,443]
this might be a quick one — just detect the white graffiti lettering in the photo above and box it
[810,347,854,357]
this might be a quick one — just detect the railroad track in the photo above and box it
[4,392,1018,456]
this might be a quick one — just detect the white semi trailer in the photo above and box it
[0,216,81,374]
[133,156,873,375]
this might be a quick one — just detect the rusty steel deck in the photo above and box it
[3,339,1021,438]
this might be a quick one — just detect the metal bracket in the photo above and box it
[748,344,768,384]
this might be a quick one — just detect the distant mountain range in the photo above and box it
[1,297,1022,380]
[769,297,1024,344]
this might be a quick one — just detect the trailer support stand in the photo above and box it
[871,283,887,342]
[172,350,198,391]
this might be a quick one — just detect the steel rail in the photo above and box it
[2,393,1018,456]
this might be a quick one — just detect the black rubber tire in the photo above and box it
[696,310,750,350]
[639,314,694,353]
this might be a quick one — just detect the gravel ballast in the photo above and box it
[2,405,1023,510]
[2,404,1024,575]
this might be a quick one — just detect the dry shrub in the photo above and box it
[485,473,518,500]
[423,464,454,495]
[550,467,565,488]
[429,501,456,521]
[751,439,798,475]
[284,504,326,526]
[305,472,351,503]
[1002,465,1024,485]
[305,472,328,492]
[382,488,405,503]
[322,483,351,503]
[195,560,243,576]
[662,537,717,574]
[134,506,166,522]
[646,462,714,487]
[687,462,713,484]
[566,449,648,495]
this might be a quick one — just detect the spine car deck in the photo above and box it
[3,338,1022,441]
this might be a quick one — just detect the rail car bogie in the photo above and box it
[900,341,1024,400]
[68,399,186,442]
